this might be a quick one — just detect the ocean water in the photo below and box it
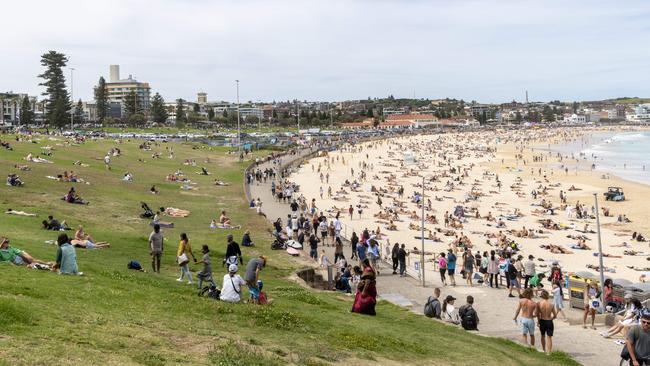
[579,131,650,186]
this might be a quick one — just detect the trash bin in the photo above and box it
[569,272,602,310]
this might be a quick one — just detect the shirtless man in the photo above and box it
[537,290,558,353]
[513,288,537,347]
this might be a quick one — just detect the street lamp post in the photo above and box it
[236,80,241,154]
[296,100,300,133]
[70,67,75,131]
[593,193,606,313]
[420,175,426,287]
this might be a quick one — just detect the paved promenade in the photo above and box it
[247,146,621,366]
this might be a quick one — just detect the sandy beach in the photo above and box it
[288,128,650,285]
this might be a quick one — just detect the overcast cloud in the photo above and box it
[2,0,650,103]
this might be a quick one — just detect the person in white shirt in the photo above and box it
[220,264,246,303]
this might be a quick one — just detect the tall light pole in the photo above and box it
[420,175,426,287]
[70,67,75,131]
[236,80,241,154]
[296,100,300,133]
[593,193,606,313]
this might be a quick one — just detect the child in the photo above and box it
[319,249,331,268]
[552,282,567,320]
[196,245,216,289]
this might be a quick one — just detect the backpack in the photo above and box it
[460,305,478,330]
[127,260,142,271]
[424,296,441,319]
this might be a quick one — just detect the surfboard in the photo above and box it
[286,240,303,250]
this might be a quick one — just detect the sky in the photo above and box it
[2,0,650,104]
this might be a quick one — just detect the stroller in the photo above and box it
[198,285,221,300]
[140,202,155,219]
[271,231,289,250]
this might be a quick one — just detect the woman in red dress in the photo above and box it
[352,258,377,315]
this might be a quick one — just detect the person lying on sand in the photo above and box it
[5,208,37,217]
[570,239,591,250]
[540,244,573,254]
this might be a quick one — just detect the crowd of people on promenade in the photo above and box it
[257,130,650,363]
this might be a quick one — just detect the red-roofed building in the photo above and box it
[379,114,439,129]
[340,118,374,129]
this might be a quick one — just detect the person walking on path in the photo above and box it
[507,255,522,298]
[514,288,537,347]
[176,233,196,284]
[149,224,164,273]
[487,250,499,288]
[523,255,536,289]
[334,237,344,264]
[537,290,557,354]
[398,243,407,277]
[308,234,319,260]
[447,249,457,286]
[551,282,567,320]
[391,243,399,275]
[438,252,448,286]
[583,281,599,330]
[462,248,475,286]
[350,231,359,260]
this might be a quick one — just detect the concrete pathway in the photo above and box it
[247,147,622,366]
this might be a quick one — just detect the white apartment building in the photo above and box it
[104,65,151,114]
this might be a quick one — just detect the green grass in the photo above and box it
[0,136,578,365]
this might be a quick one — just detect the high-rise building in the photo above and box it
[197,92,207,104]
[103,65,151,115]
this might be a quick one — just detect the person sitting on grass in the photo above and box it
[241,230,254,247]
[71,225,110,249]
[63,187,89,205]
[220,264,246,303]
[6,174,24,187]
[53,233,81,275]
[0,237,51,267]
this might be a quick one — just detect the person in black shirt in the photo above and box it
[309,234,319,260]
[350,231,359,260]
[398,243,408,277]
[224,234,243,266]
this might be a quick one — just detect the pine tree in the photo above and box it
[94,76,107,122]
[175,99,186,127]
[38,51,70,129]
[74,99,84,123]
[150,93,168,123]
[19,96,34,125]
[123,90,139,117]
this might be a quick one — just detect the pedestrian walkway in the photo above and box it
[247,147,621,366]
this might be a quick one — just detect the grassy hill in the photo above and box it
[0,135,578,365]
